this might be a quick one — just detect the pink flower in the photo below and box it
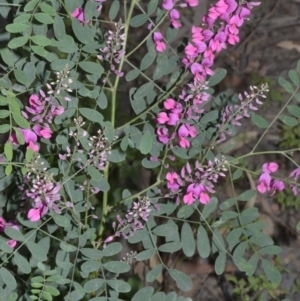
[262,162,278,174]
[28,208,42,222]
[71,7,88,25]
[157,112,170,124]
[28,141,39,152]
[33,125,52,139]
[164,98,176,110]
[162,0,174,10]
[185,0,199,7]
[170,9,181,28]
[257,172,271,193]
[185,43,198,57]
[183,191,194,205]
[269,180,285,196]
[157,127,169,144]
[20,128,37,143]
[153,32,166,52]
[166,172,180,192]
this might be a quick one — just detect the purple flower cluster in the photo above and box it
[97,20,125,78]
[0,217,19,248]
[166,157,227,205]
[104,196,151,247]
[155,1,261,149]
[21,174,61,222]
[217,84,269,143]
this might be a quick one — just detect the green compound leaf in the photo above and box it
[251,113,269,128]
[81,261,102,273]
[140,131,153,154]
[289,70,300,87]
[53,214,71,228]
[259,245,282,255]
[79,108,103,123]
[146,264,162,282]
[279,115,298,127]
[40,3,56,15]
[103,261,130,274]
[158,241,182,253]
[6,23,29,33]
[215,252,226,275]
[200,197,218,220]
[126,69,140,81]
[34,13,54,24]
[237,189,256,201]
[31,35,51,46]
[130,14,148,27]
[152,223,178,236]
[14,69,31,87]
[197,225,210,258]
[132,287,154,301]
[207,68,227,87]
[26,241,48,262]
[80,248,103,260]
[278,76,294,94]
[109,0,120,20]
[287,105,300,118]
[177,205,195,219]
[220,198,236,210]
[140,49,156,71]
[79,61,104,75]
[14,252,31,274]
[0,267,17,290]
[136,249,155,261]
[84,278,105,293]
[24,0,39,12]
[4,226,24,241]
[148,0,159,15]
[8,36,29,49]
[12,112,30,128]
[107,279,131,293]
[169,269,192,292]
[102,242,122,257]
[200,110,219,124]
[262,258,282,285]
[181,222,195,257]
[4,142,13,161]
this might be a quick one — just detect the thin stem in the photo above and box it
[99,0,136,238]
[251,87,299,153]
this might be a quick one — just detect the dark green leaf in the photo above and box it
[130,14,148,27]
[0,267,17,289]
[200,197,218,220]
[200,110,219,123]
[181,222,195,257]
[4,226,24,241]
[158,242,181,253]
[107,280,131,293]
[237,190,256,201]
[289,70,300,87]
[103,261,130,273]
[6,23,29,33]
[34,13,54,24]
[140,49,156,71]
[208,69,227,87]
[8,36,29,49]
[215,252,226,275]
[146,264,162,282]
[84,279,105,293]
[278,77,294,94]
[262,258,282,285]
[140,131,153,154]
[152,223,178,236]
[259,245,282,255]
[109,0,120,20]
[102,242,122,257]
[197,225,210,258]
[251,113,269,128]
[26,241,48,261]
[79,61,104,75]
[79,108,103,123]
[279,115,298,127]
[14,252,31,274]
[126,69,140,81]
[136,249,155,261]
[132,287,154,301]
[169,269,192,292]
[31,35,51,46]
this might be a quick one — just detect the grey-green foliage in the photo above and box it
[0,0,298,300]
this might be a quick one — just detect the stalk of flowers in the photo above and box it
[166,157,227,205]
[155,1,261,149]
[215,83,269,144]
[0,217,20,248]
[97,20,126,79]
[18,155,62,222]
[10,68,72,152]
[103,196,151,247]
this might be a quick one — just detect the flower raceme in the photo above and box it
[155,1,261,150]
